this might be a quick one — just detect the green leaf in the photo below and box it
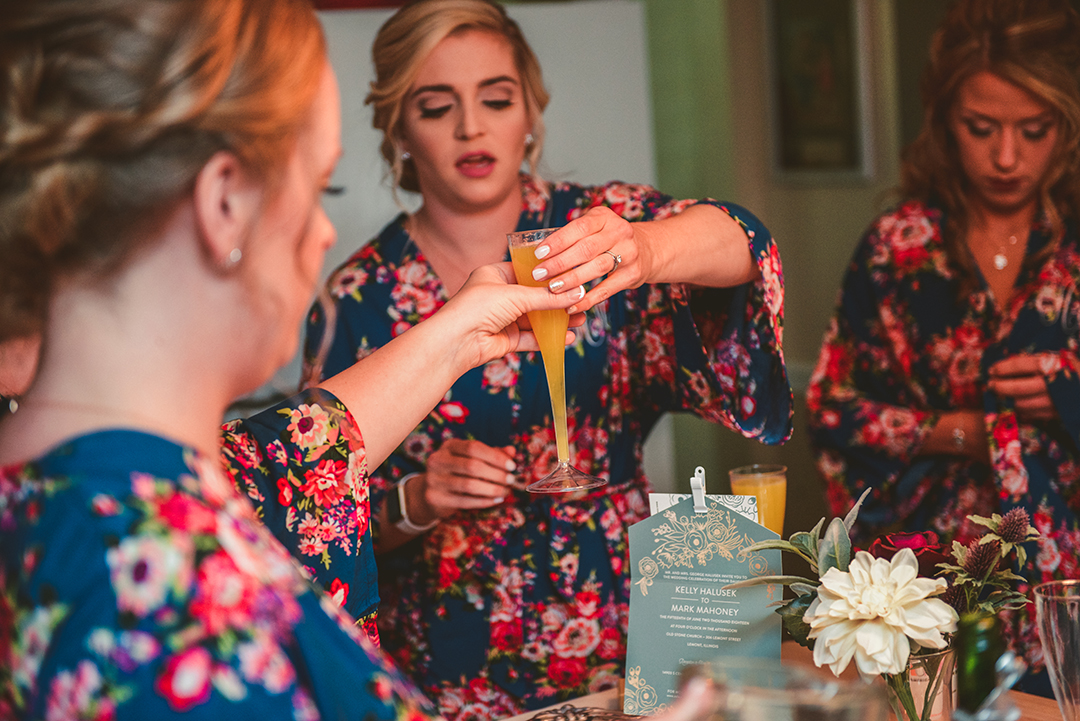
[789,529,822,573]
[968,514,997,530]
[996,570,1027,583]
[790,583,818,597]
[737,539,819,569]
[818,516,852,575]
[738,539,804,556]
[843,488,873,533]
[776,595,815,649]
[951,540,968,565]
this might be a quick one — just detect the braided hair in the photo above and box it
[0,0,327,342]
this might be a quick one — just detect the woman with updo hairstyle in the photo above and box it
[366,0,550,197]
[808,0,1080,695]
[302,0,792,716]
[0,0,709,716]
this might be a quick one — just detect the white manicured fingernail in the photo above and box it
[532,266,548,281]
[549,279,565,291]
[505,460,517,471]
[535,245,550,259]
[493,497,504,504]
[505,473,516,484]
[573,285,586,300]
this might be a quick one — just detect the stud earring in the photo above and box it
[223,247,242,269]
[401,151,411,161]
[525,133,534,146]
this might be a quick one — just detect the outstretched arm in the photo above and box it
[527,203,759,314]
[318,263,583,470]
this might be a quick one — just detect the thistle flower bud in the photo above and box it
[962,538,1001,578]
[940,583,965,615]
[997,508,1030,544]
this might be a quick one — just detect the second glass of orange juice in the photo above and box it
[728,464,786,535]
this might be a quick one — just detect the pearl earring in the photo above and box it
[223,247,242,269]
[401,151,411,161]
[525,133,534,146]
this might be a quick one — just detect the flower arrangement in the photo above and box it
[727,490,1039,721]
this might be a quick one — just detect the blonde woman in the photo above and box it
[302,0,792,716]
[0,0,728,717]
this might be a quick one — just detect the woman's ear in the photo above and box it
[192,150,260,271]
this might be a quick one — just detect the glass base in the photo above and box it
[526,461,607,493]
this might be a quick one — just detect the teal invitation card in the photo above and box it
[623,496,781,715]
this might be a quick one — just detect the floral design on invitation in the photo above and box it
[623,665,660,715]
[650,503,753,570]
[636,557,659,596]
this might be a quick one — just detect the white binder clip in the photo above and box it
[690,466,708,514]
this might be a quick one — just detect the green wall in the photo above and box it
[645,0,736,201]
[643,0,750,491]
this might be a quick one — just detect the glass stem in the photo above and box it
[538,340,569,462]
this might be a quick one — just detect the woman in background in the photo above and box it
[303,0,791,716]
[808,0,1080,695]
[0,0,721,717]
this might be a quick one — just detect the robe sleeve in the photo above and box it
[219,389,380,635]
[571,182,793,445]
[1043,351,1080,451]
[806,227,944,539]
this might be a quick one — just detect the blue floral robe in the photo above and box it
[1,390,434,719]
[807,200,1080,693]
[303,177,793,719]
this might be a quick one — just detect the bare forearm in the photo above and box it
[317,264,580,470]
[641,204,760,288]
[318,317,466,469]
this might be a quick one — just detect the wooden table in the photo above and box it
[502,644,1062,721]
[779,642,1061,721]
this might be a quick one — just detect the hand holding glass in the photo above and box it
[508,229,605,493]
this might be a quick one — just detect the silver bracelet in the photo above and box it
[396,473,439,535]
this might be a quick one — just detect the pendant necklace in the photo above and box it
[993,235,1018,270]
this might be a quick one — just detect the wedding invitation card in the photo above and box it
[623,495,781,715]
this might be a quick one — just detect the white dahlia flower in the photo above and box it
[804,548,958,679]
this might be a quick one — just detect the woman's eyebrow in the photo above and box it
[411,76,518,99]
[959,108,1056,123]
[411,84,454,97]
[479,75,518,88]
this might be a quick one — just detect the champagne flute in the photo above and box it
[508,228,605,493]
[1034,580,1080,721]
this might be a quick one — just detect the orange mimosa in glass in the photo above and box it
[508,228,605,493]
[728,464,787,535]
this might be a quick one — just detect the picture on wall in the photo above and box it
[767,0,871,179]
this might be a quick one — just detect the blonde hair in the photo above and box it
[901,0,1080,296]
[366,0,549,194]
[0,0,326,342]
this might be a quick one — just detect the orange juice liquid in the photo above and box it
[510,245,570,462]
[729,471,787,535]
